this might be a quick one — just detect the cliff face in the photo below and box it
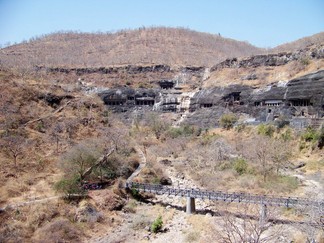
[38,65,172,75]
[211,44,324,71]
[98,70,324,128]
[286,70,324,107]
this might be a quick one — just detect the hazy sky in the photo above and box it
[0,0,323,48]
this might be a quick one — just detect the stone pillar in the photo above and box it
[259,204,267,225]
[186,197,196,214]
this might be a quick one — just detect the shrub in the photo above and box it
[300,58,310,66]
[151,216,163,233]
[167,125,196,138]
[257,124,275,137]
[317,127,324,149]
[301,127,318,142]
[280,128,292,141]
[129,187,144,201]
[235,123,246,133]
[233,158,248,175]
[54,175,84,196]
[274,118,290,129]
[219,114,238,130]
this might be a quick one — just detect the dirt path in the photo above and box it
[293,173,324,200]
[0,195,61,212]
[90,148,203,243]
[126,146,146,183]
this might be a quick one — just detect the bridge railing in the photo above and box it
[126,182,324,210]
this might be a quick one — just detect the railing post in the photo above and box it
[259,204,267,226]
[186,197,196,214]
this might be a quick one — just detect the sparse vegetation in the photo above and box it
[300,126,324,150]
[166,125,197,138]
[257,123,275,137]
[151,215,163,233]
[233,158,248,175]
[0,29,323,242]
[219,114,238,130]
[0,27,263,69]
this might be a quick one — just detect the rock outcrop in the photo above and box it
[211,44,324,71]
[98,70,324,128]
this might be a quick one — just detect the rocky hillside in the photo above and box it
[272,32,324,53]
[0,27,264,68]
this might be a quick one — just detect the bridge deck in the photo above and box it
[126,182,324,209]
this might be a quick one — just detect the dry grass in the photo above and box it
[205,59,324,88]
[0,27,263,69]
[0,69,141,242]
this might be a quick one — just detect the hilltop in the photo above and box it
[1,27,263,68]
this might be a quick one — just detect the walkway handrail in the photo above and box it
[126,182,324,209]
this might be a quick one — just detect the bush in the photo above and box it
[300,126,324,149]
[274,118,290,129]
[219,114,238,130]
[233,158,248,175]
[317,127,324,149]
[151,216,163,233]
[257,124,275,137]
[301,127,318,142]
[235,123,246,133]
[167,125,196,138]
[280,128,292,141]
[54,175,84,196]
[300,58,310,66]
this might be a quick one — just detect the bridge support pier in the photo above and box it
[186,197,196,214]
[259,204,267,225]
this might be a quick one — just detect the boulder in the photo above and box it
[75,201,103,223]
[160,176,172,186]
[159,159,172,166]
[89,190,126,211]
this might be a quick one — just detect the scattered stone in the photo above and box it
[160,176,172,185]
[293,161,306,169]
[145,226,150,231]
[160,159,172,166]
[75,201,103,223]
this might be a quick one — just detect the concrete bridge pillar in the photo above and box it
[186,197,196,214]
[259,204,267,225]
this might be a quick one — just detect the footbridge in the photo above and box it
[125,182,324,217]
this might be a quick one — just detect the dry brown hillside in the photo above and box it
[272,32,324,52]
[0,27,263,69]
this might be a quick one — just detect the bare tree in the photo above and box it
[50,123,64,153]
[213,204,284,243]
[0,134,26,167]
[254,136,274,182]
[60,141,102,182]
[271,139,292,175]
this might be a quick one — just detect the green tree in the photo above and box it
[233,158,248,175]
[219,114,238,130]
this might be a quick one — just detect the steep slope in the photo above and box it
[0,27,263,68]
